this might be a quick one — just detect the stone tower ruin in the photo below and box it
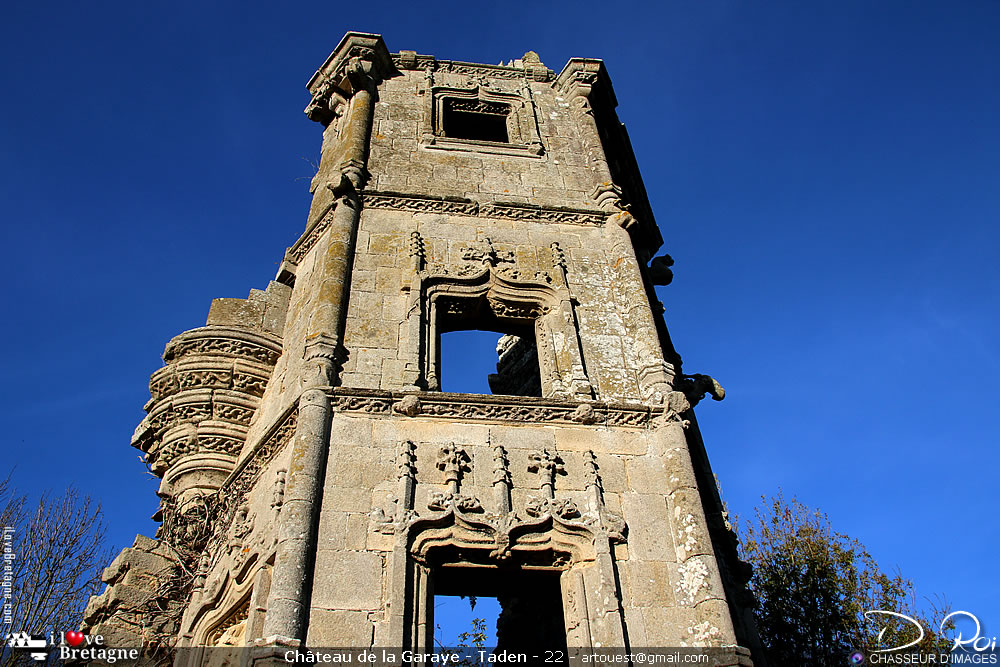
[84,32,762,666]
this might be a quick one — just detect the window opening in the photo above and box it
[442,99,510,143]
[434,595,500,652]
[440,330,541,397]
[433,565,567,662]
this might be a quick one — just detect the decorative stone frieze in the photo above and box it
[393,55,554,82]
[333,387,668,427]
[362,191,605,224]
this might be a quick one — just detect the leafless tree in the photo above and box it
[1,475,110,667]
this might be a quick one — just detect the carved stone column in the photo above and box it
[260,388,332,644]
[301,33,392,387]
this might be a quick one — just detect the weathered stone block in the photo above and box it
[311,550,384,611]
[622,492,675,561]
[307,609,374,645]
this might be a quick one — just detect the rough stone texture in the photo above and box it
[87,32,764,666]
[82,535,186,652]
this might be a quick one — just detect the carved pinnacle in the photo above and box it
[436,443,471,494]
[527,448,564,499]
[396,440,416,481]
[409,231,426,272]
[492,443,511,487]
[583,450,602,493]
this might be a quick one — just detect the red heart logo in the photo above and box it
[65,631,84,647]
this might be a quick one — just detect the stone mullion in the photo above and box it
[426,295,441,391]
[591,534,627,646]
[399,289,424,390]
[383,541,409,648]
[414,564,434,651]
[561,568,594,648]
[535,313,566,399]
[492,443,512,515]
[550,243,593,400]
[418,65,435,144]
[521,82,545,154]
[556,296,594,400]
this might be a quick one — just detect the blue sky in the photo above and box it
[2,0,998,644]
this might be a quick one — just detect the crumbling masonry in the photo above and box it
[83,32,763,665]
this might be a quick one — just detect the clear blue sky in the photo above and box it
[2,0,997,642]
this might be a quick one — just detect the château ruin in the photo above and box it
[83,32,764,666]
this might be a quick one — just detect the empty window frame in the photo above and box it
[441,98,511,143]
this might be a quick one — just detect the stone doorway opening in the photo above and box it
[432,564,568,662]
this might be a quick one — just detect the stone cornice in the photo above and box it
[306,32,395,122]
[163,326,282,366]
[329,387,680,429]
[393,53,554,82]
[284,206,333,266]
[553,58,618,108]
[203,403,299,554]
[223,403,299,500]
[364,191,480,216]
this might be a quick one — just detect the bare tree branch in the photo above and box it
[0,477,110,667]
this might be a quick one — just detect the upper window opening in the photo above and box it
[440,330,542,398]
[442,99,510,143]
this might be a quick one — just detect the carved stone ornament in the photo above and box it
[678,373,726,408]
[570,403,599,424]
[405,489,623,562]
[461,238,515,266]
[137,324,282,484]
[392,394,421,417]
[392,54,553,82]
[331,387,659,428]
[227,504,256,570]
[358,191,605,226]
[202,406,298,560]
[527,448,565,498]
[207,598,251,647]
[305,33,394,122]
[525,496,580,520]
[427,491,483,513]
[371,500,419,535]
